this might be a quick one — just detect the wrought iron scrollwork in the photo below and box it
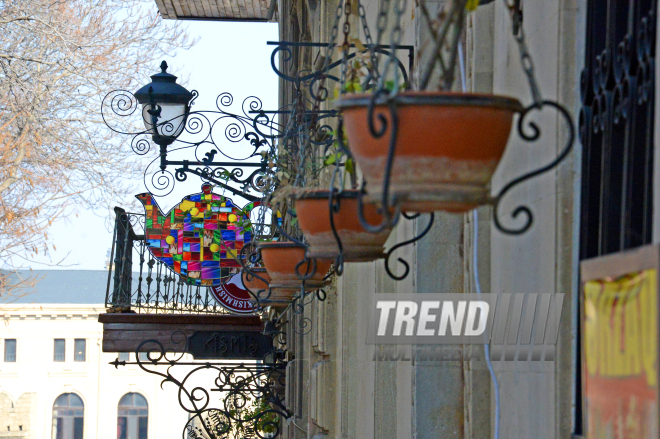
[268,41,414,100]
[111,338,289,439]
[101,91,279,201]
[384,213,434,281]
[578,1,655,256]
[352,0,576,240]
[329,188,345,276]
[357,90,402,234]
[492,101,575,235]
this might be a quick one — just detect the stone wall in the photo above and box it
[277,0,586,437]
[0,392,36,439]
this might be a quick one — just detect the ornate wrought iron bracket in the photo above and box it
[172,160,266,202]
[384,213,434,281]
[111,338,289,439]
[102,92,281,199]
[491,101,575,235]
[268,40,414,92]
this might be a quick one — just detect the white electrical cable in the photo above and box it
[458,42,467,93]
[473,210,501,439]
[459,35,501,439]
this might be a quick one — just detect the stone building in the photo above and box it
[0,270,189,439]
[138,0,657,438]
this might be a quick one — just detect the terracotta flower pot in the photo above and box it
[241,267,296,306]
[258,242,331,295]
[242,268,271,292]
[294,190,392,262]
[337,91,523,213]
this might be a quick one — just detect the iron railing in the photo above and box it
[579,0,656,258]
[105,207,231,314]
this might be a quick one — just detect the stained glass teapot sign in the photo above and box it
[136,183,258,313]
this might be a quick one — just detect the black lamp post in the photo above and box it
[134,61,194,169]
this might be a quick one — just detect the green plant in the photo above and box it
[225,396,279,437]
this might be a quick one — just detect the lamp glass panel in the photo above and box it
[141,103,187,138]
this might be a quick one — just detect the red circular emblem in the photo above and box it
[210,273,257,314]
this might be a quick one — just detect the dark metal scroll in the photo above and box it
[102,92,280,201]
[111,338,289,439]
[268,41,414,101]
[358,90,402,234]
[329,187,345,276]
[492,102,576,235]
[384,213,434,281]
[578,1,655,259]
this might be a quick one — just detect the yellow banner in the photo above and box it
[583,269,658,439]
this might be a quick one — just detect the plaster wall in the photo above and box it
[0,304,189,439]
[278,0,586,437]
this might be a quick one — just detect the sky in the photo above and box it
[25,17,279,270]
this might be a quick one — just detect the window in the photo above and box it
[118,352,129,362]
[52,393,83,439]
[54,339,65,362]
[579,1,655,259]
[138,352,148,362]
[117,393,148,439]
[4,339,16,362]
[74,339,85,362]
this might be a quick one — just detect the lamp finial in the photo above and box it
[160,60,168,73]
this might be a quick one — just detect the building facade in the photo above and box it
[134,0,660,438]
[0,271,189,439]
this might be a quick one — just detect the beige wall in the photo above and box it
[277,0,588,437]
[0,304,188,439]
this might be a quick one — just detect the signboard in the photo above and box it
[99,314,265,357]
[580,244,660,439]
[188,331,273,360]
[136,184,259,287]
[210,272,257,314]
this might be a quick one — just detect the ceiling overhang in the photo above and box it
[154,0,277,22]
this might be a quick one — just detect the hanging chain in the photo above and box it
[358,2,380,86]
[374,0,391,46]
[311,0,345,117]
[376,0,408,94]
[304,0,344,187]
[362,0,390,90]
[505,0,542,106]
[339,0,352,91]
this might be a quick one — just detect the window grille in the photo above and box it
[577,2,656,435]
[579,1,656,259]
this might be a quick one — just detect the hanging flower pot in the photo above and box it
[258,242,331,294]
[337,92,523,214]
[294,189,392,262]
[242,267,300,306]
[242,267,271,293]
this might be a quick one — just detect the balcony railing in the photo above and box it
[105,207,231,314]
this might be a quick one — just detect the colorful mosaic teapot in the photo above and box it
[136,184,258,286]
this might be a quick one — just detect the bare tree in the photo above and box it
[0,0,195,298]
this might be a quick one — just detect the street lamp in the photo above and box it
[134,60,194,147]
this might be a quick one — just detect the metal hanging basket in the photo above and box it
[333,0,576,236]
